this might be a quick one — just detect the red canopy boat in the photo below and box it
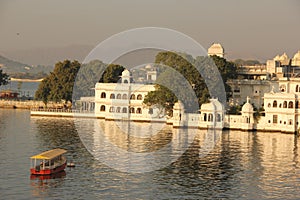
[30,149,67,175]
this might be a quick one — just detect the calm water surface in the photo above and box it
[0,109,300,199]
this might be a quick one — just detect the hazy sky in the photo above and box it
[1,0,300,62]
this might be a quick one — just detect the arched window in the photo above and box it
[247,117,250,123]
[283,101,287,108]
[296,85,299,92]
[268,103,271,108]
[122,94,127,99]
[296,101,299,109]
[116,94,121,99]
[279,103,282,108]
[122,107,127,113]
[130,94,136,100]
[288,101,293,108]
[116,107,121,113]
[203,113,207,121]
[148,108,153,114]
[100,105,105,112]
[109,106,115,113]
[137,94,143,100]
[123,80,128,84]
[101,92,106,98]
[130,107,135,113]
[110,94,115,99]
[208,113,213,122]
[136,108,142,114]
[217,114,221,122]
[273,115,278,123]
[289,119,293,125]
[273,100,277,108]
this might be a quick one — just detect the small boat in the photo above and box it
[30,170,66,180]
[67,162,75,167]
[30,149,67,175]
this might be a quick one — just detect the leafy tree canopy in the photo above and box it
[0,69,9,86]
[144,52,237,116]
[73,60,107,99]
[233,59,262,66]
[99,64,125,83]
[35,60,80,104]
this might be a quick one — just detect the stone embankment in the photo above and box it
[0,100,65,109]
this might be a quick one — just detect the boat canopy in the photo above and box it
[30,149,67,160]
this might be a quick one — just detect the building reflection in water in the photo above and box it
[56,117,300,199]
[74,118,224,174]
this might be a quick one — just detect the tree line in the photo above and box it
[33,52,237,112]
[0,69,9,86]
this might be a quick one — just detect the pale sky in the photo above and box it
[0,0,300,63]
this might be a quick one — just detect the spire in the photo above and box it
[246,96,250,104]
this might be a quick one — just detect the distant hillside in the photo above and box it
[0,54,30,73]
[0,55,54,79]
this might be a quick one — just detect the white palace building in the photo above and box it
[90,64,300,133]
[31,46,300,134]
[94,69,164,122]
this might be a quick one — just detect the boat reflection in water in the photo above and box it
[30,170,66,198]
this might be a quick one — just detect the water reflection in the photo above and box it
[76,118,222,173]
[30,170,66,198]
[1,111,298,199]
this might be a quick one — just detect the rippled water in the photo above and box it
[0,109,300,199]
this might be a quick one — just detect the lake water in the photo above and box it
[0,81,40,97]
[1,109,300,199]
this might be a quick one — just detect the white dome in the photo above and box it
[279,53,289,61]
[208,43,224,58]
[201,102,216,112]
[210,98,223,112]
[242,97,254,113]
[209,43,224,50]
[122,69,131,77]
[293,51,300,59]
[145,64,152,69]
[274,55,280,61]
[174,101,184,110]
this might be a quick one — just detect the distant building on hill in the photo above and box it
[0,90,19,99]
[208,43,224,58]
[228,50,300,108]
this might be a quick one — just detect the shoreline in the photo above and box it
[10,78,44,82]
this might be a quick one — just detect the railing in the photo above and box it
[30,108,94,113]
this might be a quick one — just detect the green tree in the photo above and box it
[99,64,125,83]
[35,78,51,105]
[233,59,261,66]
[210,55,237,99]
[144,52,237,116]
[144,85,177,116]
[0,69,9,86]
[73,60,107,99]
[35,60,81,104]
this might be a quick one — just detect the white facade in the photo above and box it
[94,69,164,121]
[225,96,255,130]
[169,98,225,129]
[258,91,299,133]
[228,79,277,108]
